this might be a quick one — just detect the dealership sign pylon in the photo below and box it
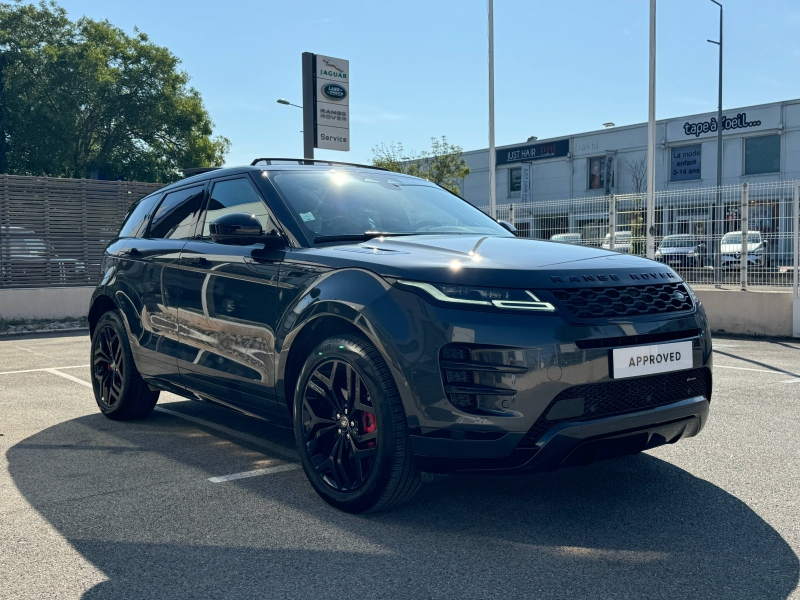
[302,52,350,158]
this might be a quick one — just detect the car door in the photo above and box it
[175,175,285,420]
[115,184,206,390]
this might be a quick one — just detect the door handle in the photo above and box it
[185,256,210,266]
[120,247,140,257]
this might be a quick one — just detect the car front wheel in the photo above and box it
[293,334,421,513]
[90,311,159,420]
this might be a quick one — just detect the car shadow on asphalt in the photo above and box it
[7,402,799,600]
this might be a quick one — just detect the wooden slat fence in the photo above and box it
[0,174,163,288]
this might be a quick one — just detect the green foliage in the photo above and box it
[371,136,470,195]
[0,1,229,183]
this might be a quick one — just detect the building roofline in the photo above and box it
[462,97,800,157]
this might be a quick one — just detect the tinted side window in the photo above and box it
[149,186,205,239]
[202,178,278,238]
[119,194,162,238]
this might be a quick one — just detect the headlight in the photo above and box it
[687,251,698,257]
[654,250,662,257]
[395,281,557,312]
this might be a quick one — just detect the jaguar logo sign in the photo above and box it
[322,83,347,101]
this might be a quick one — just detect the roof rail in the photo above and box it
[181,167,221,177]
[250,157,388,171]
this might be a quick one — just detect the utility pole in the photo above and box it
[0,52,7,174]
[301,52,315,161]
[488,0,497,219]
[709,0,723,286]
[645,0,656,259]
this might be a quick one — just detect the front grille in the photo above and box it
[575,328,701,350]
[517,367,711,449]
[551,282,694,320]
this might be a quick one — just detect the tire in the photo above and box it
[90,310,159,420]
[293,334,421,513]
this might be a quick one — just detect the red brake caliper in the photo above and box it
[363,412,377,448]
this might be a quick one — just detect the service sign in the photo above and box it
[315,54,350,151]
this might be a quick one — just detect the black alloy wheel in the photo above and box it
[294,335,421,513]
[93,323,125,409]
[90,311,159,420]
[301,359,377,492]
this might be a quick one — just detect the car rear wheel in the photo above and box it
[293,334,421,513]
[90,311,159,420]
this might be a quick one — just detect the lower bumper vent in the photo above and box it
[517,367,711,449]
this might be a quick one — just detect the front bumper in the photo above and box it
[720,254,765,267]
[361,285,713,473]
[413,396,709,473]
[656,254,702,268]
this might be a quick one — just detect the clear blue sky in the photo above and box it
[58,0,800,166]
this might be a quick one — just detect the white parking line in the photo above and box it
[0,365,89,376]
[208,463,301,483]
[44,368,93,388]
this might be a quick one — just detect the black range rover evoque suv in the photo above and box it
[88,159,713,512]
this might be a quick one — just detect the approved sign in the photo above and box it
[611,341,693,379]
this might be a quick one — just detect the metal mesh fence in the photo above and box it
[0,174,163,288]
[482,179,800,291]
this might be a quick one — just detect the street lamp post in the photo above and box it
[645,0,656,259]
[276,99,306,158]
[277,98,303,109]
[488,0,497,219]
[708,0,723,286]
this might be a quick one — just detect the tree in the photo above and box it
[625,155,647,195]
[371,136,470,195]
[0,1,230,182]
[624,156,648,255]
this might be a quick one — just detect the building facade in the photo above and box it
[459,98,800,207]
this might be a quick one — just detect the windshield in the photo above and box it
[659,235,697,248]
[721,232,762,244]
[604,232,631,240]
[9,238,48,257]
[269,170,510,241]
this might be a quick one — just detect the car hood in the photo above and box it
[291,234,681,289]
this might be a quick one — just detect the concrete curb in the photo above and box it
[0,327,89,338]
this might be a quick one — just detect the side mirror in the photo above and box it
[498,220,518,235]
[209,212,284,247]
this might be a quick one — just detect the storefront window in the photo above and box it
[744,135,780,175]
[587,157,606,190]
[508,168,521,194]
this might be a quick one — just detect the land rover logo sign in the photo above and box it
[322,83,347,101]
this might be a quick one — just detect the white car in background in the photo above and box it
[601,231,632,253]
[719,231,769,268]
[549,233,581,245]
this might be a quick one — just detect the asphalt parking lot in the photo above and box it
[1,333,799,599]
